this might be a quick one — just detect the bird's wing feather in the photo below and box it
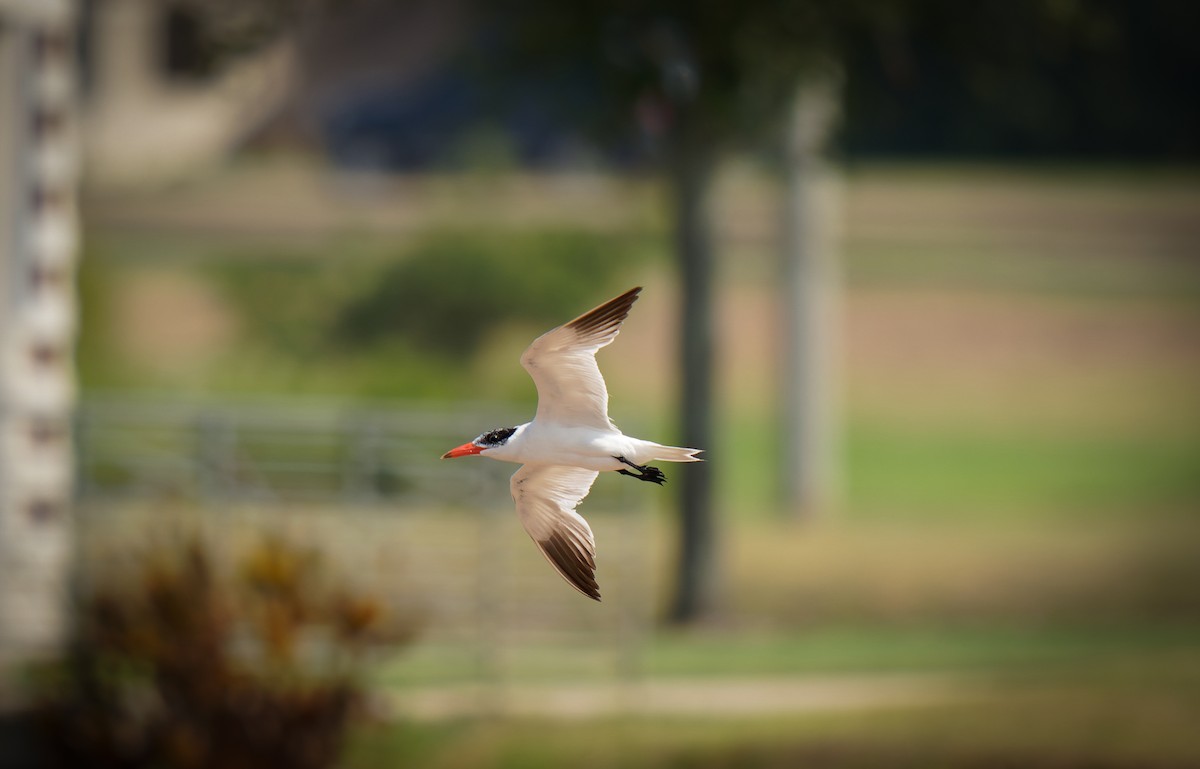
[520,287,641,430]
[510,464,602,601]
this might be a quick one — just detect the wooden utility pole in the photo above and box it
[0,0,79,679]
[779,75,842,520]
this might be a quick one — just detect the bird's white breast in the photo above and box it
[484,421,634,472]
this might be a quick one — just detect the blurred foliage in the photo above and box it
[74,241,119,391]
[479,0,1200,161]
[31,533,418,769]
[484,0,863,154]
[179,0,1198,162]
[453,0,1195,161]
[206,255,363,359]
[77,226,650,398]
[191,227,646,360]
[331,229,641,356]
[838,0,1200,158]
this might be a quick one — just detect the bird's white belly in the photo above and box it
[509,423,633,471]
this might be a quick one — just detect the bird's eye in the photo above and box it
[480,426,517,445]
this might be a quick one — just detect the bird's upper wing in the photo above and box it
[520,287,641,430]
[510,464,602,601]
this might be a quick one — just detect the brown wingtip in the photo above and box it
[540,530,602,601]
[566,287,642,338]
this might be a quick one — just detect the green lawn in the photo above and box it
[717,411,1200,523]
[847,426,1200,519]
[641,623,1200,678]
[348,641,1200,768]
[375,622,1200,687]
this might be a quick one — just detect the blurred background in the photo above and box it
[1,0,1198,767]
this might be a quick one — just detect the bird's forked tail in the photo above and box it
[648,443,704,463]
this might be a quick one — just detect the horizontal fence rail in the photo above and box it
[76,396,534,507]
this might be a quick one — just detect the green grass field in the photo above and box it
[348,642,1200,768]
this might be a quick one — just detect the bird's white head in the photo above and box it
[441,426,518,459]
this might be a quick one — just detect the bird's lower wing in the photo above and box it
[510,464,602,601]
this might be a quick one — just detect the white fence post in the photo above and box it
[778,73,843,520]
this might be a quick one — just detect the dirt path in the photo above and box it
[382,672,970,721]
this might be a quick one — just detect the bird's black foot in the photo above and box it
[615,456,667,485]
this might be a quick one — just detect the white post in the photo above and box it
[778,73,842,519]
[0,0,79,678]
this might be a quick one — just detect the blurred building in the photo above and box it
[80,0,292,186]
[78,0,634,181]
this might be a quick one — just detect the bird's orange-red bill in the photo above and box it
[441,442,485,459]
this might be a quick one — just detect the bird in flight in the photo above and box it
[441,287,702,601]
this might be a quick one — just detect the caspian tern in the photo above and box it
[441,286,702,601]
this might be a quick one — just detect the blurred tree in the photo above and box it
[482,0,881,624]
